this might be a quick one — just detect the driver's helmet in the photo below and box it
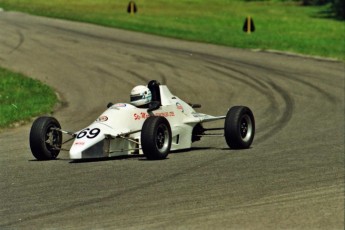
[130,85,152,107]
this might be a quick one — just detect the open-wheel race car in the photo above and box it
[29,80,255,161]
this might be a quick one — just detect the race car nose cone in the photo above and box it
[69,147,82,159]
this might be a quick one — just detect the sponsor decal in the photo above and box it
[176,102,184,112]
[96,115,108,122]
[133,111,175,120]
[134,112,150,120]
[155,112,175,118]
[74,141,85,145]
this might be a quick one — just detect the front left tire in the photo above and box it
[224,106,255,149]
[141,116,172,160]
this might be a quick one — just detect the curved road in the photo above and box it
[0,12,344,229]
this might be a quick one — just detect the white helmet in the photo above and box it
[130,85,152,106]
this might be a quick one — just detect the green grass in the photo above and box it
[0,0,344,60]
[0,67,58,128]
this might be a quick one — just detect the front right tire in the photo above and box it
[29,116,62,160]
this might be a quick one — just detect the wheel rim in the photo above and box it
[45,125,61,154]
[156,124,169,152]
[240,115,253,142]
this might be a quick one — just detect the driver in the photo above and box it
[130,85,152,108]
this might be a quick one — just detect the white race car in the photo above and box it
[29,80,255,160]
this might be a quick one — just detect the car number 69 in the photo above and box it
[76,128,101,139]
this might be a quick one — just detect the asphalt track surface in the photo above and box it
[0,12,344,229]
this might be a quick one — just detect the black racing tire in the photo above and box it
[224,106,255,149]
[29,116,62,160]
[141,116,172,160]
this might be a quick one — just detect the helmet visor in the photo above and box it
[131,95,144,102]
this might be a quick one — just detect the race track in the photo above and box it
[0,12,344,229]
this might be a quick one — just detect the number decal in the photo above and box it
[87,128,100,139]
[77,129,89,139]
[77,128,101,139]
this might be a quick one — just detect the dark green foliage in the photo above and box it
[302,0,344,20]
[332,0,345,19]
[302,0,331,6]
[244,0,344,20]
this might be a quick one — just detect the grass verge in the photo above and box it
[0,67,58,129]
[0,0,344,60]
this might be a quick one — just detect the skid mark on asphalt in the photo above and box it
[258,80,295,142]
[202,60,294,143]
[0,24,24,55]
[231,59,340,105]
[9,30,24,54]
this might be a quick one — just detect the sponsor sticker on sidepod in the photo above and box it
[176,102,184,112]
[96,115,108,122]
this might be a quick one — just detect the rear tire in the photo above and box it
[141,116,172,160]
[224,106,255,149]
[29,116,62,160]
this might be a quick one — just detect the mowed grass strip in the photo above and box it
[0,67,57,128]
[0,0,344,60]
